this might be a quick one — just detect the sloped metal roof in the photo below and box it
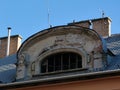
[105,34,120,55]
[0,54,17,66]
[0,54,17,83]
[0,69,16,83]
[105,34,120,70]
[0,64,16,72]
[106,55,120,70]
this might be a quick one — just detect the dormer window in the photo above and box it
[41,52,82,73]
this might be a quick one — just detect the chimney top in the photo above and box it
[68,17,112,37]
[91,17,112,37]
[7,27,11,30]
[91,17,112,22]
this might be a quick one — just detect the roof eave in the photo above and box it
[1,69,120,89]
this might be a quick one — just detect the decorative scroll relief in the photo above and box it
[16,65,25,79]
[18,54,25,65]
[16,53,26,79]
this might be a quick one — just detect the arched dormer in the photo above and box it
[16,25,106,80]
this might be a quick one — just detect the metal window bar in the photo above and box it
[61,54,63,71]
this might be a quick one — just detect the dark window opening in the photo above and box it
[41,52,82,73]
[48,57,54,72]
[63,53,69,70]
[55,54,61,71]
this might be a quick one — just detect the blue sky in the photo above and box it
[0,0,120,41]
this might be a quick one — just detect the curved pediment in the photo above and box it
[18,25,102,55]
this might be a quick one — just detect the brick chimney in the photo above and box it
[91,17,111,37]
[0,35,22,58]
[68,17,112,37]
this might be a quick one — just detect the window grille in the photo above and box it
[41,52,82,73]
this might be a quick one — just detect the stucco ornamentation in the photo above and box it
[18,53,25,65]
[16,53,26,80]
[39,34,86,56]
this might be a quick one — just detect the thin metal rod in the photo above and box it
[6,27,11,56]
[61,54,63,70]
[47,0,51,28]
[102,10,105,18]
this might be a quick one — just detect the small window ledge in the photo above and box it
[33,68,88,77]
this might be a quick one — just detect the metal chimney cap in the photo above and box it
[7,27,11,30]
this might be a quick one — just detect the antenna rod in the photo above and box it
[102,10,105,18]
[47,0,51,28]
[48,8,50,27]
[6,27,11,57]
